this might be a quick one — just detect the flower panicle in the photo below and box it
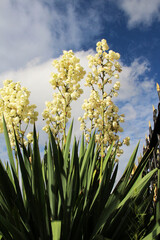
[42,50,86,142]
[78,39,130,158]
[0,80,38,147]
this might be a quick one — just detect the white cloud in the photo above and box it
[0,0,53,72]
[0,0,105,73]
[120,104,137,120]
[117,58,150,101]
[117,0,160,28]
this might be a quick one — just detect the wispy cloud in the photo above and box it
[117,0,160,28]
[0,0,107,73]
[0,0,53,72]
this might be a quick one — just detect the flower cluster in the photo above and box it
[79,39,130,157]
[0,80,38,147]
[42,50,86,142]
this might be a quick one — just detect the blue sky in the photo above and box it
[0,0,160,173]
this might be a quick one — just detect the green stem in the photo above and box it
[14,149,19,178]
[58,86,67,145]
[90,118,93,139]
[100,70,105,181]
[100,142,103,182]
[63,100,66,145]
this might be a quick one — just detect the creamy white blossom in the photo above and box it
[0,80,38,147]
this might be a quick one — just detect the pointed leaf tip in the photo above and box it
[152,105,155,111]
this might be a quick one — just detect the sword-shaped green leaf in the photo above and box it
[49,128,65,206]
[51,221,61,240]
[80,131,95,185]
[3,116,16,174]
[32,124,48,238]
[47,140,57,219]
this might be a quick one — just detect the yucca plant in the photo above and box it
[0,117,157,240]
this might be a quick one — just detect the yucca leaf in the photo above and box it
[109,190,153,239]
[141,225,160,240]
[94,236,111,240]
[123,141,140,178]
[102,142,115,174]
[82,137,96,190]
[80,131,95,185]
[100,158,155,239]
[5,162,15,187]
[110,186,154,239]
[72,139,80,205]
[51,221,61,240]
[119,168,157,209]
[68,136,77,184]
[107,169,156,238]
[115,141,140,195]
[86,146,98,193]
[0,194,10,217]
[32,124,48,238]
[49,129,65,206]
[47,140,57,219]
[99,163,118,212]
[67,137,80,208]
[90,145,115,211]
[69,195,86,240]
[89,160,117,235]
[79,132,85,168]
[83,146,99,209]
[3,116,16,175]
[10,130,33,222]
[0,220,13,240]
[0,161,17,210]
[2,119,27,221]
[111,199,133,240]
[125,149,153,194]
[100,142,141,219]
[98,145,117,201]
[14,136,32,192]
[14,132,39,229]
[0,214,27,240]
[91,167,157,238]
[63,120,73,173]
[32,124,45,195]
[43,143,48,185]
[22,144,32,180]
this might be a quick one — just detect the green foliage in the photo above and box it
[0,119,158,240]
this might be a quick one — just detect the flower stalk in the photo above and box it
[79,39,130,165]
[42,50,86,144]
